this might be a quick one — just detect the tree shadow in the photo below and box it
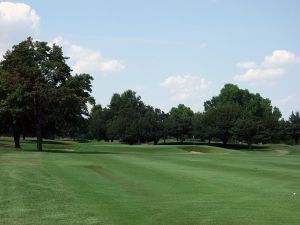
[209,143,271,151]
[23,149,129,155]
[158,141,201,145]
[0,142,14,149]
[26,140,71,145]
[158,141,271,151]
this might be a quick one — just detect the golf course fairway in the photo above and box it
[1,139,300,225]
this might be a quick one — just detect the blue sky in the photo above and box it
[1,0,300,118]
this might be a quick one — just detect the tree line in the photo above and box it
[87,85,300,149]
[0,38,299,150]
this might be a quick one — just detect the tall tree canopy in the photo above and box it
[288,112,300,144]
[202,84,281,147]
[87,90,165,145]
[0,37,94,150]
[167,104,194,143]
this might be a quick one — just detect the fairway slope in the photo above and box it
[1,139,300,225]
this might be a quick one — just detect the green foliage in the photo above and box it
[287,112,300,144]
[167,104,194,142]
[0,38,295,148]
[231,117,262,148]
[88,90,165,144]
[0,37,94,150]
[202,84,282,146]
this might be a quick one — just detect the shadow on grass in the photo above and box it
[0,142,14,149]
[26,140,72,145]
[159,141,271,151]
[23,149,128,155]
[212,143,271,151]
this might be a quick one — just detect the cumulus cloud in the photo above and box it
[0,2,40,59]
[234,50,299,85]
[52,37,124,74]
[264,50,300,67]
[160,74,211,103]
[100,60,125,72]
[236,61,257,69]
[234,68,285,83]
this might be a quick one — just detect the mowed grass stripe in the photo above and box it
[1,141,300,225]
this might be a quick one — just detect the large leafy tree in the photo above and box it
[101,90,165,144]
[203,84,281,146]
[204,84,247,145]
[168,104,194,143]
[0,37,94,150]
[192,112,215,143]
[288,112,300,144]
[88,104,112,141]
[108,90,146,144]
[210,103,241,145]
[141,106,165,144]
[231,116,262,149]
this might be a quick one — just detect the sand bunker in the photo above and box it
[276,149,289,156]
[190,151,204,154]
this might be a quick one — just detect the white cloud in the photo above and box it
[236,61,257,69]
[0,2,40,59]
[100,60,125,72]
[234,50,299,85]
[161,74,211,102]
[52,37,125,74]
[264,50,300,67]
[234,68,285,84]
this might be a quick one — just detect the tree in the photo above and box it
[141,107,165,144]
[0,37,94,150]
[0,59,33,148]
[168,104,194,143]
[101,90,165,145]
[210,103,241,145]
[192,112,206,142]
[243,94,281,144]
[192,111,218,144]
[231,117,262,149]
[288,112,300,144]
[203,84,281,146]
[57,74,94,141]
[108,90,146,144]
[204,84,248,145]
[88,105,112,141]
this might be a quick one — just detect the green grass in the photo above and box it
[1,138,300,225]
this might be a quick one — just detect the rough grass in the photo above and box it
[1,137,300,225]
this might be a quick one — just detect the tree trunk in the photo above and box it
[222,137,228,146]
[295,136,299,145]
[248,142,252,150]
[13,129,21,149]
[208,136,211,145]
[154,137,159,145]
[34,95,43,151]
[23,134,26,140]
[180,134,184,143]
[36,121,43,151]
